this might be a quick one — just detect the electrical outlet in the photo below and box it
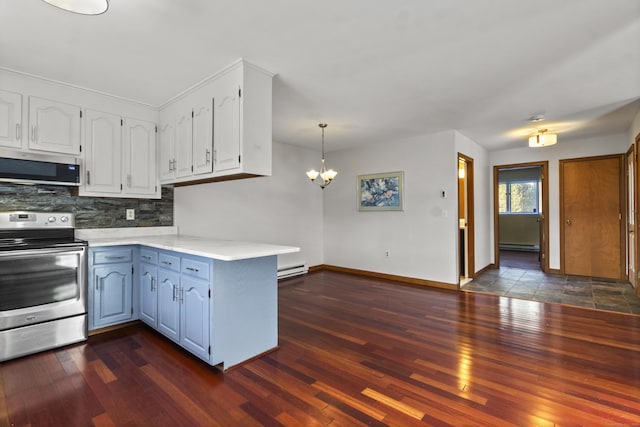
[126,209,135,220]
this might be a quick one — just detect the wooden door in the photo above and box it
[561,155,624,279]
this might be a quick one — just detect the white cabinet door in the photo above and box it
[158,121,175,182]
[123,118,157,197]
[180,276,210,360]
[192,102,213,175]
[139,262,158,328]
[0,90,22,149]
[83,109,122,194]
[157,268,180,343]
[175,111,193,178]
[214,84,240,172]
[28,96,81,155]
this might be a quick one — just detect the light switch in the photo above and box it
[126,209,135,220]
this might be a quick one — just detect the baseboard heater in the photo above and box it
[277,262,308,279]
[500,244,540,252]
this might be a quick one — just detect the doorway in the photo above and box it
[458,154,474,286]
[493,161,549,272]
[560,155,625,279]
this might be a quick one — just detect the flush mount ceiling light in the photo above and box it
[306,123,337,189]
[528,128,557,148]
[42,0,109,15]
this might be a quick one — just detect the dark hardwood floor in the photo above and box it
[2,270,640,426]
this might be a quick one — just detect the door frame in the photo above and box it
[493,161,549,272]
[559,154,626,278]
[457,153,474,284]
[626,144,637,289]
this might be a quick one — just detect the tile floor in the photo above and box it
[463,251,640,315]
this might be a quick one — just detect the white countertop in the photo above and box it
[76,227,300,261]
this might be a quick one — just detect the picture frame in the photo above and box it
[357,171,404,211]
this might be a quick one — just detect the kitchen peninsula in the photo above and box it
[77,227,299,371]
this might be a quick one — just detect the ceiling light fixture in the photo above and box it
[528,129,557,148]
[42,0,109,15]
[306,123,337,189]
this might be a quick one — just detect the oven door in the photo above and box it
[0,246,87,331]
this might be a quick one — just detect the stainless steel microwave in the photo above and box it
[0,157,80,186]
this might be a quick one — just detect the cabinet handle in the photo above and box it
[179,287,184,303]
[173,159,177,171]
[31,125,36,142]
[205,149,211,164]
[168,159,173,171]
[172,284,177,301]
[15,124,20,140]
[161,260,172,266]
[105,255,126,260]
[213,149,217,164]
[185,267,199,272]
[142,255,151,260]
[96,276,99,291]
[87,170,91,185]
[150,276,155,292]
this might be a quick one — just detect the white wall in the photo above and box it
[490,132,629,270]
[323,131,461,285]
[174,141,324,268]
[455,131,492,272]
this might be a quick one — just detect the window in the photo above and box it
[499,180,539,213]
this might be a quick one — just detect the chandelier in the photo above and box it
[306,123,337,189]
[42,0,109,15]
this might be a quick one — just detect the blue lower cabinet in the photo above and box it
[89,247,134,330]
[139,260,158,328]
[151,250,212,362]
[157,267,181,343]
[180,276,210,361]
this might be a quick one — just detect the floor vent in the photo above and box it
[277,263,308,279]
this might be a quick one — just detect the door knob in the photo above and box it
[566,219,572,225]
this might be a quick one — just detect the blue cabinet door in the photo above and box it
[93,263,132,327]
[139,263,158,328]
[180,276,210,361]
[157,268,180,342]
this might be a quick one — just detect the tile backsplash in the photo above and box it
[0,183,173,228]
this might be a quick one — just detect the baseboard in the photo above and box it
[311,264,457,290]
[88,320,140,336]
[548,268,562,275]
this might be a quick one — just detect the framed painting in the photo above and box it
[358,171,404,211]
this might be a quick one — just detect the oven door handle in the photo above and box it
[0,246,86,258]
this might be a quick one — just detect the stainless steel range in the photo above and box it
[0,212,88,362]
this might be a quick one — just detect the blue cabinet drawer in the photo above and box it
[92,247,133,265]
[182,257,210,281]
[158,252,180,271]
[140,248,158,264]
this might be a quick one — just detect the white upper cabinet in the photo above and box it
[123,118,158,197]
[158,60,273,186]
[158,121,175,182]
[213,73,241,172]
[192,102,213,175]
[28,96,81,156]
[82,109,122,195]
[174,110,193,178]
[0,90,22,149]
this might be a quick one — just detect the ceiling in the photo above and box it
[1,0,639,152]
